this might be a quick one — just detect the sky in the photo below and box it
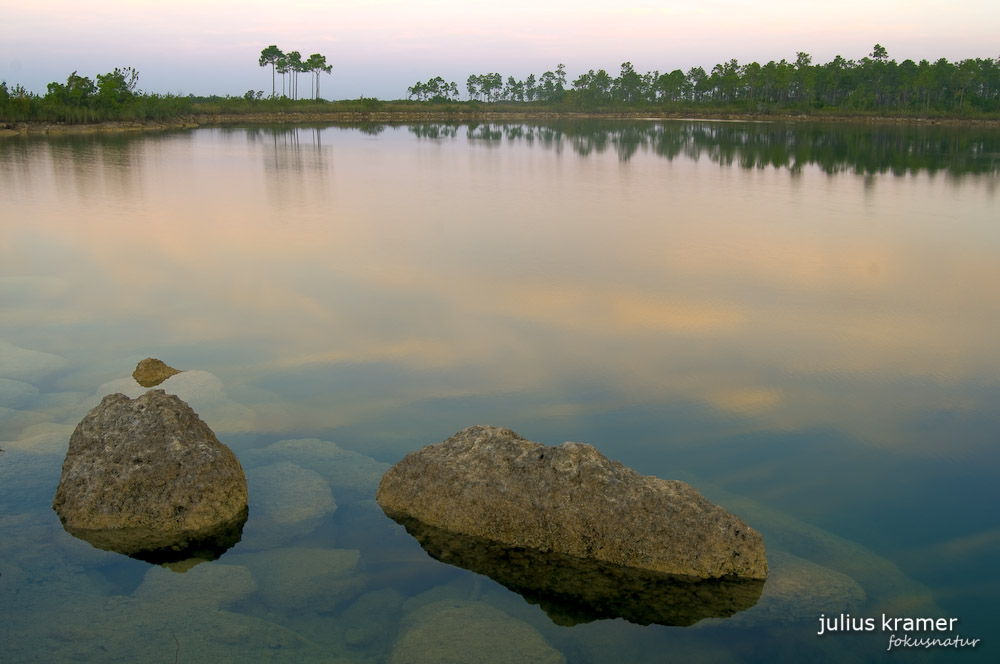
[2,0,999,100]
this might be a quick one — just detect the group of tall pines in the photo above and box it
[1,44,997,124]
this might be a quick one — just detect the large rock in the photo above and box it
[377,425,767,580]
[52,390,248,560]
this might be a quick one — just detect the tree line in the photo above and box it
[3,45,999,126]
[0,67,338,125]
[408,65,569,103]
[408,46,1000,114]
[0,67,161,124]
[0,57,340,125]
[258,46,331,100]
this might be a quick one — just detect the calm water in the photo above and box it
[1,120,998,663]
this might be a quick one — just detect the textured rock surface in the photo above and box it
[52,390,248,557]
[389,599,565,664]
[377,425,767,580]
[131,357,182,387]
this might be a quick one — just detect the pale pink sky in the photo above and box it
[2,0,998,99]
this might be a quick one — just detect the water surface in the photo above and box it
[1,120,998,662]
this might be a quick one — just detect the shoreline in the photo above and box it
[3,109,999,137]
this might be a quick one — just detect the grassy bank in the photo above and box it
[4,100,1000,138]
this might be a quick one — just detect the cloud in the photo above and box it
[95,370,257,434]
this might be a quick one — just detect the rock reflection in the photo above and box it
[60,506,247,570]
[386,512,764,627]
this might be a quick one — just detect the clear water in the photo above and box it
[1,120,998,663]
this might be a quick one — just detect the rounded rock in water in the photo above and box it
[52,389,248,562]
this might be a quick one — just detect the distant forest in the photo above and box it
[415,45,999,114]
[2,45,998,125]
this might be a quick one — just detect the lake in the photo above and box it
[1,119,998,663]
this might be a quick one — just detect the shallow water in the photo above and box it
[1,120,998,662]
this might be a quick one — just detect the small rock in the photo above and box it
[132,357,182,387]
[377,425,767,580]
[52,390,248,560]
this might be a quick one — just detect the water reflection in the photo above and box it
[408,124,458,139]
[2,121,998,461]
[385,512,764,627]
[405,119,1000,175]
[241,124,331,175]
[1,120,998,660]
[57,506,247,569]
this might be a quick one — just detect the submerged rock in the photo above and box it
[248,437,390,500]
[1,422,75,454]
[52,390,248,561]
[389,599,565,664]
[715,551,866,626]
[0,338,68,382]
[134,561,257,608]
[241,462,337,548]
[377,425,767,580]
[226,547,366,611]
[132,357,182,387]
[3,559,335,663]
[0,377,40,408]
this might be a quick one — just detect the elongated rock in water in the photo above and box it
[376,425,767,580]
